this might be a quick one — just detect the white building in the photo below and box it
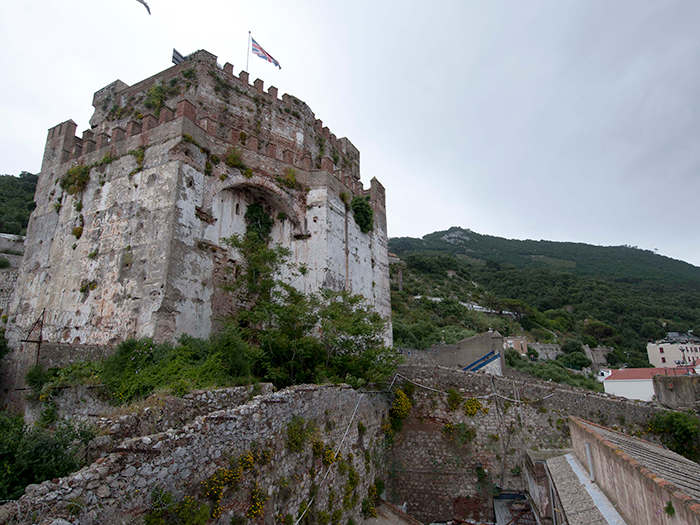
[647,332,700,367]
[603,366,697,401]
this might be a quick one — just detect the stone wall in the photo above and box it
[0,268,18,318]
[1,343,116,409]
[24,383,274,432]
[386,365,667,523]
[654,373,700,409]
[527,343,561,361]
[405,331,504,372]
[0,233,24,256]
[0,234,22,319]
[0,384,389,525]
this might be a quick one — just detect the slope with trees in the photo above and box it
[391,227,700,287]
[389,235,700,375]
[0,172,38,235]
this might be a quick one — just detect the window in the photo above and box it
[660,348,664,354]
[661,357,666,363]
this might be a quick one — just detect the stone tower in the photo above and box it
[3,50,390,392]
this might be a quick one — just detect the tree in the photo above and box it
[482,292,502,314]
[584,320,616,343]
[650,411,700,462]
[0,413,94,500]
[500,299,531,321]
[558,351,592,369]
[224,202,398,388]
[223,203,290,309]
[0,171,38,235]
[561,338,584,354]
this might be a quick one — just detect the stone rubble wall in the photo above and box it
[386,365,668,524]
[0,384,389,525]
[654,373,700,409]
[0,268,18,318]
[24,384,275,443]
[0,233,24,256]
[0,234,22,318]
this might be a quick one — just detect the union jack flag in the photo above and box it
[251,38,281,69]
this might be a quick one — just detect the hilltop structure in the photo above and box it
[3,50,390,389]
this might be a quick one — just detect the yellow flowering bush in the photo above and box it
[201,466,243,519]
[464,397,483,417]
[389,390,411,421]
[240,450,256,471]
[247,482,268,518]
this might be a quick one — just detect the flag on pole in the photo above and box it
[172,48,185,65]
[251,38,281,69]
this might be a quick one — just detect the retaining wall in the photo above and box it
[654,374,700,409]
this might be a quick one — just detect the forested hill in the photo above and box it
[390,227,700,288]
[0,172,38,235]
[388,227,700,369]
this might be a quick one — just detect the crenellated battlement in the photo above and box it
[47,55,380,203]
[79,50,361,179]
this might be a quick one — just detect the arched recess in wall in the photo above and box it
[201,175,306,246]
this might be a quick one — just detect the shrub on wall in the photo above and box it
[350,196,373,234]
[0,413,94,500]
[101,334,254,404]
[60,165,91,195]
[650,411,700,462]
[225,147,253,177]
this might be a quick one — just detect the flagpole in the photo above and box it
[246,31,251,72]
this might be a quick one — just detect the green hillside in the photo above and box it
[0,172,38,235]
[389,228,700,375]
[390,227,700,288]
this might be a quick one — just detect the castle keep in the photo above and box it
[5,50,390,361]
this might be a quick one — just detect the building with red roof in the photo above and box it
[601,365,698,401]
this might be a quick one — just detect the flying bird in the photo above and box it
[135,0,151,14]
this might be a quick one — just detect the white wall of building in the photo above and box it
[603,379,654,401]
[647,342,700,367]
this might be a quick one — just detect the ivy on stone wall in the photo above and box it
[60,165,91,195]
[244,203,273,244]
[350,196,373,234]
[144,79,180,118]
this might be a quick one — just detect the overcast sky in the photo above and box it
[1,1,699,265]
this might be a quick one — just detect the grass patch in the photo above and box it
[101,329,254,405]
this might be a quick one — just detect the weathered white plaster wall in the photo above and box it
[603,379,654,401]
